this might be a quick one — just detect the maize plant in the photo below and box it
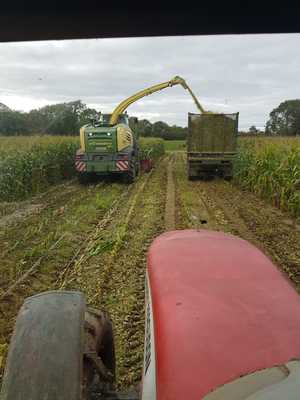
[0,136,79,201]
[139,137,165,161]
[0,135,165,202]
[234,137,300,218]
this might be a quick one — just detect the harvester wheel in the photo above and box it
[78,172,96,185]
[123,161,136,184]
[135,160,140,176]
[0,291,115,400]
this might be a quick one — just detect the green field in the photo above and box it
[139,137,165,160]
[167,136,300,217]
[0,136,165,202]
[0,136,79,201]
[1,135,299,217]
[164,140,186,151]
[235,137,300,217]
[1,136,300,390]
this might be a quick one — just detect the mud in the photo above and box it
[165,155,176,231]
[175,153,300,291]
[1,152,300,391]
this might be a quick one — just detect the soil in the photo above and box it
[0,152,300,391]
[165,154,176,231]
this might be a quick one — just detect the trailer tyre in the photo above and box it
[223,166,233,181]
[188,174,197,181]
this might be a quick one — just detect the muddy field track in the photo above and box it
[1,151,300,389]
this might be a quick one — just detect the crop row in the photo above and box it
[0,136,165,202]
[0,137,78,201]
[139,137,165,161]
[234,137,300,217]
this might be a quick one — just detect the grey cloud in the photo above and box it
[0,34,300,130]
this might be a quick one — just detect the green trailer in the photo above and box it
[187,112,239,180]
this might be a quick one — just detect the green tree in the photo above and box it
[0,102,11,112]
[248,125,258,134]
[152,121,169,138]
[135,119,152,137]
[0,111,28,135]
[266,100,300,136]
[26,100,100,135]
[167,125,187,140]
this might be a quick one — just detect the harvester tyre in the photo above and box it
[123,161,137,184]
[0,291,116,400]
[78,172,96,185]
[135,160,140,177]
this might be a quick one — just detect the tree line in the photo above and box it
[265,99,300,136]
[0,100,187,140]
[1,98,300,137]
[0,100,98,136]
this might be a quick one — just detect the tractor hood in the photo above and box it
[146,230,300,400]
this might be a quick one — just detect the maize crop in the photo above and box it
[0,136,79,201]
[234,137,300,217]
[139,137,165,161]
[0,136,165,202]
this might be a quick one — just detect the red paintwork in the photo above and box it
[147,229,300,400]
[140,159,153,172]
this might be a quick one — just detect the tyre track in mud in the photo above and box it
[0,179,127,378]
[0,180,118,295]
[0,179,78,227]
[0,184,130,300]
[201,180,300,288]
[174,151,217,231]
[175,152,300,291]
[165,153,176,231]
[56,157,168,389]
[3,151,299,392]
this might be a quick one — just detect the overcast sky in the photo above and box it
[0,34,300,130]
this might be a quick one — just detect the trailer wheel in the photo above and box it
[223,166,233,181]
[187,165,196,181]
[0,291,115,400]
